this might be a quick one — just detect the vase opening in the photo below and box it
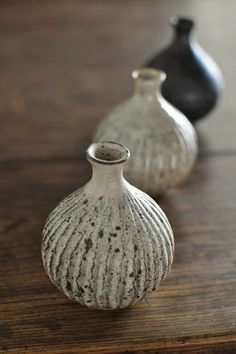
[132,68,166,98]
[87,142,130,165]
[170,16,194,36]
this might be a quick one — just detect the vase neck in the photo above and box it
[86,142,130,196]
[132,68,166,100]
[170,16,194,42]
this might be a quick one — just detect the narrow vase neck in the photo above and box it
[170,16,194,42]
[86,142,130,196]
[132,68,166,100]
[89,164,125,194]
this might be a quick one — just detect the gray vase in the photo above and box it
[41,142,174,310]
[95,68,198,196]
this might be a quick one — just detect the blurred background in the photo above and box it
[0,0,234,162]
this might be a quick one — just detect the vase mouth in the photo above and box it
[132,68,166,82]
[87,141,130,165]
[170,16,194,32]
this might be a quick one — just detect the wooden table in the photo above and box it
[1,1,236,353]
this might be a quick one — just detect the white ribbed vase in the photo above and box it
[94,68,198,195]
[41,142,174,310]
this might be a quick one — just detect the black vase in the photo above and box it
[145,17,223,122]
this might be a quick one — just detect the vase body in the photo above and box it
[145,17,223,122]
[41,142,174,310]
[94,69,198,196]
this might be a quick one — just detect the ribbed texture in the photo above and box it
[94,97,198,195]
[42,183,174,310]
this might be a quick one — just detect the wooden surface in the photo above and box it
[0,1,236,353]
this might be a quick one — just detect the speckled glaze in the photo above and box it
[41,142,174,310]
[94,69,198,195]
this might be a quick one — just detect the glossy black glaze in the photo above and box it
[145,17,223,122]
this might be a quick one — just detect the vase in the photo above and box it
[41,142,174,310]
[145,16,223,122]
[94,68,198,196]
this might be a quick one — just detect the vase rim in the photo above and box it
[87,141,130,165]
[170,16,194,32]
[132,68,166,82]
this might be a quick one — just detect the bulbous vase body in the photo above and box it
[41,142,174,310]
[145,17,223,122]
[95,69,198,196]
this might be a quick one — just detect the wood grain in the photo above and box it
[1,155,236,353]
[0,0,236,353]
